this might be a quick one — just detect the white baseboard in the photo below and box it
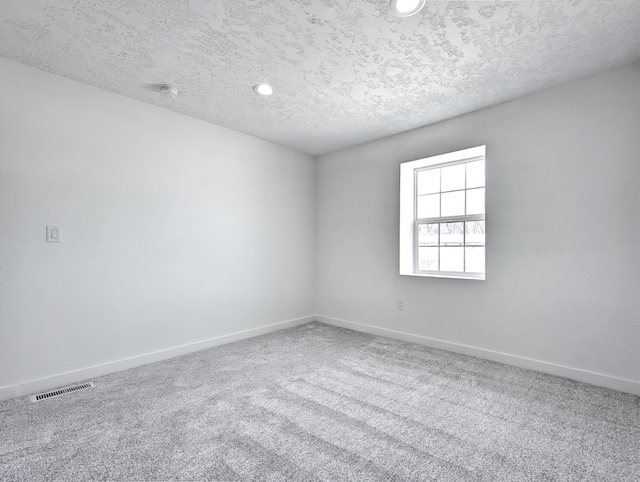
[316,315,640,397]
[5,314,638,401]
[0,315,314,402]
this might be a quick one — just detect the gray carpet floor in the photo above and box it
[1,322,639,481]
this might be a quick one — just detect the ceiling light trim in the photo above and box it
[389,0,426,17]
[253,83,274,96]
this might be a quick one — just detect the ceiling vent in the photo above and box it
[30,382,95,402]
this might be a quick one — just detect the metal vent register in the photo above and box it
[30,382,95,402]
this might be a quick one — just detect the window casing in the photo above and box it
[400,146,485,280]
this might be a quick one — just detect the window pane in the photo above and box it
[418,247,438,271]
[465,247,485,273]
[440,247,464,272]
[440,222,464,246]
[417,169,440,195]
[417,194,440,218]
[465,221,485,245]
[441,164,465,192]
[441,191,465,217]
[466,188,485,215]
[418,223,438,246]
[466,161,485,188]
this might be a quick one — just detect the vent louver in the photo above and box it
[30,382,94,402]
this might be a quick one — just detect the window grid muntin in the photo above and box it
[416,220,485,274]
[414,157,485,276]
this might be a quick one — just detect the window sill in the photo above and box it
[400,271,485,280]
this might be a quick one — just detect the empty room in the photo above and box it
[1,0,639,480]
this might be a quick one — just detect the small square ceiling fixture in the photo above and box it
[389,0,426,17]
[159,84,179,98]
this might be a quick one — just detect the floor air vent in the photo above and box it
[30,382,95,402]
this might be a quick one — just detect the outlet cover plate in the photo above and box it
[46,225,62,243]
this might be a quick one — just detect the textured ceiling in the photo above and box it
[1,1,640,155]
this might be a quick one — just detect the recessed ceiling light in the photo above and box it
[389,0,426,17]
[253,83,274,96]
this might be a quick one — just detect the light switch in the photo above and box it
[46,225,62,243]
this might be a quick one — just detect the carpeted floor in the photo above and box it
[1,321,639,481]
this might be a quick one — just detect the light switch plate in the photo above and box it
[46,225,62,243]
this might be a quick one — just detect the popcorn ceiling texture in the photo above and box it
[1,323,639,480]
[1,0,639,155]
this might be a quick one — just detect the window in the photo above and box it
[400,145,485,280]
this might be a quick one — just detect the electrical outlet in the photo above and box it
[396,299,404,311]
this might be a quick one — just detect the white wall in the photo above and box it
[3,57,639,401]
[0,57,316,399]
[316,62,640,394]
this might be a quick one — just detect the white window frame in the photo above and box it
[400,145,486,280]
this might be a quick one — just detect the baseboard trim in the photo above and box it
[316,315,640,397]
[0,315,314,402]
